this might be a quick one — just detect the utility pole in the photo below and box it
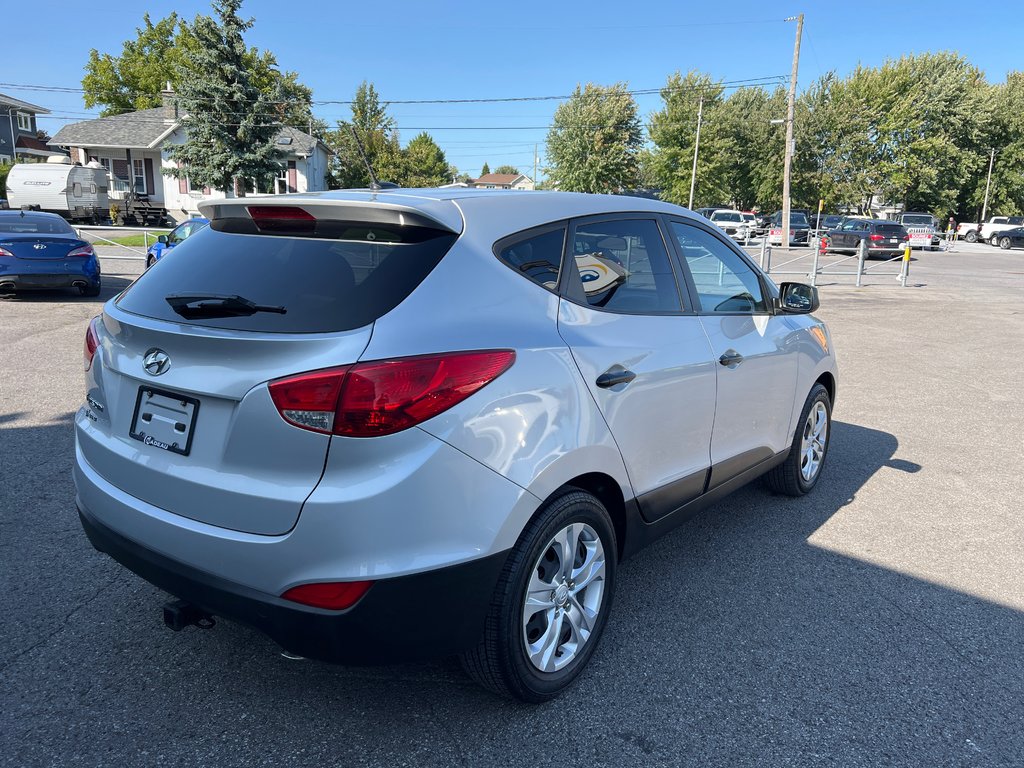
[781,13,803,249]
[688,94,704,210]
[533,144,538,190]
[981,148,995,221]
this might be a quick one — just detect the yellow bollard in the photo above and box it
[900,244,911,286]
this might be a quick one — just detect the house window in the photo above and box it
[274,166,288,195]
[17,113,32,131]
[133,159,146,194]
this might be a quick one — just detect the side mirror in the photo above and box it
[777,282,819,314]
[157,235,168,244]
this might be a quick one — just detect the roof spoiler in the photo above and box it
[198,195,463,235]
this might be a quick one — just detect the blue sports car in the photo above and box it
[0,211,101,297]
[146,217,209,268]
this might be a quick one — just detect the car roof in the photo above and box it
[0,210,64,219]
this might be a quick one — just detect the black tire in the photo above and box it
[765,383,832,497]
[965,230,977,243]
[989,234,1000,246]
[146,255,156,269]
[999,237,1012,250]
[79,281,101,298]
[461,489,617,703]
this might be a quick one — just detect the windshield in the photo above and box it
[0,214,75,234]
[712,212,743,223]
[901,215,933,226]
[116,224,457,333]
[772,212,809,227]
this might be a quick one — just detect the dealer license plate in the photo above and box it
[129,387,200,456]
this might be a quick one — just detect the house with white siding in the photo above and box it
[48,89,331,223]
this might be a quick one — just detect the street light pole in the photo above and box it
[688,95,704,210]
[981,148,995,222]
[781,13,803,249]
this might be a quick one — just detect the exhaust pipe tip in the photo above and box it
[0,282,15,293]
[71,280,88,289]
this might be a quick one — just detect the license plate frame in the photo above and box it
[129,386,200,456]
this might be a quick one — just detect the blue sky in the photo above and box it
[5,0,1022,179]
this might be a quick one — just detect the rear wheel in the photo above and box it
[965,230,977,243]
[766,383,831,497]
[79,280,101,298]
[989,234,1001,246]
[1000,237,1012,250]
[461,489,617,703]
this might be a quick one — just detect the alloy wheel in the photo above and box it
[521,522,606,673]
[800,401,828,482]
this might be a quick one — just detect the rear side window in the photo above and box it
[495,226,565,292]
[116,225,457,333]
[566,219,683,314]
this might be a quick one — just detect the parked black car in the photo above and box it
[768,210,811,244]
[995,227,1024,250]
[811,214,845,232]
[824,218,909,259]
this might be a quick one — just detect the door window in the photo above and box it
[669,221,768,314]
[567,219,683,313]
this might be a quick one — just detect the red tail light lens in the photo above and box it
[0,246,13,257]
[268,350,515,437]
[869,234,884,242]
[246,205,316,233]
[84,316,101,370]
[281,580,373,610]
[67,244,95,258]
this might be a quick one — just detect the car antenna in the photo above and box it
[348,126,381,192]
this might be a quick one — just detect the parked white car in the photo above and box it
[979,216,1024,244]
[709,209,750,241]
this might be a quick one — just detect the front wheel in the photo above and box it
[461,490,617,703]
[765,383,831,496]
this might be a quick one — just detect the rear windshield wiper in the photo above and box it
[165,293,287,319]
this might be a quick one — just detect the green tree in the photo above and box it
[545,83,643,193]
[325,82,403,188]
[648,72,730,207]
[480,162,491,176]
[401,132,449,187]
[493,164,520,175]
[975,72,1024,217]
[164,0,283,196]
[82,9,314,126]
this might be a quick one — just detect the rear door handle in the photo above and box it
[719,350,744,367]
[596,369,636,389]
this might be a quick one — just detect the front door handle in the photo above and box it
[719,350,744,367]
[596,369,637,389]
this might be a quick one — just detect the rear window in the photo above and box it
[116,225,457,333]
[876,224,904,235]
[0,214,74,234]
[901,215,933,226]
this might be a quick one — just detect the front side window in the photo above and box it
[567,219,682,314]
[495,227,565,292]
[669,221,767,314]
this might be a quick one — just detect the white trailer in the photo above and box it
[5,157,110,223]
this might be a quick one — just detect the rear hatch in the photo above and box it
[0,235,88,259]
[872,223,905,246]
[83,198,459,534]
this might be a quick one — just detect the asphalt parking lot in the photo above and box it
[2,242,1022,767]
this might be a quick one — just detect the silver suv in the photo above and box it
[75,190,837,702]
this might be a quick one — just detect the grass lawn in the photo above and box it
[100,232,170,246]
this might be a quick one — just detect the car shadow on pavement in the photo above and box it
[3,418,1022,766]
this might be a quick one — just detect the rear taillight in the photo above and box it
[0,246,13,257]
[869,234,884,242]
[84,316,101,371]
[67,244,95,258]
[281,580,373,610]
[268,350,515,437]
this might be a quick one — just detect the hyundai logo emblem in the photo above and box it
[33,243,47,250]
[143,349,171,376]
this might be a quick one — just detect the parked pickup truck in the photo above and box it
[957,216,1024,243]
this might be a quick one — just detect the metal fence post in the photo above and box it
[759,238,767,270]
[810,240,821,286]
[900,244,911,287]
[855,239,866,287]
[144,230,149,249]
[764,245,772,274]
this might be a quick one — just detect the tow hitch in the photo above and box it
[162,599,216,631]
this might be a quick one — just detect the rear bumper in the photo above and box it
[0,273,99,290]
[79,503,509,664]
